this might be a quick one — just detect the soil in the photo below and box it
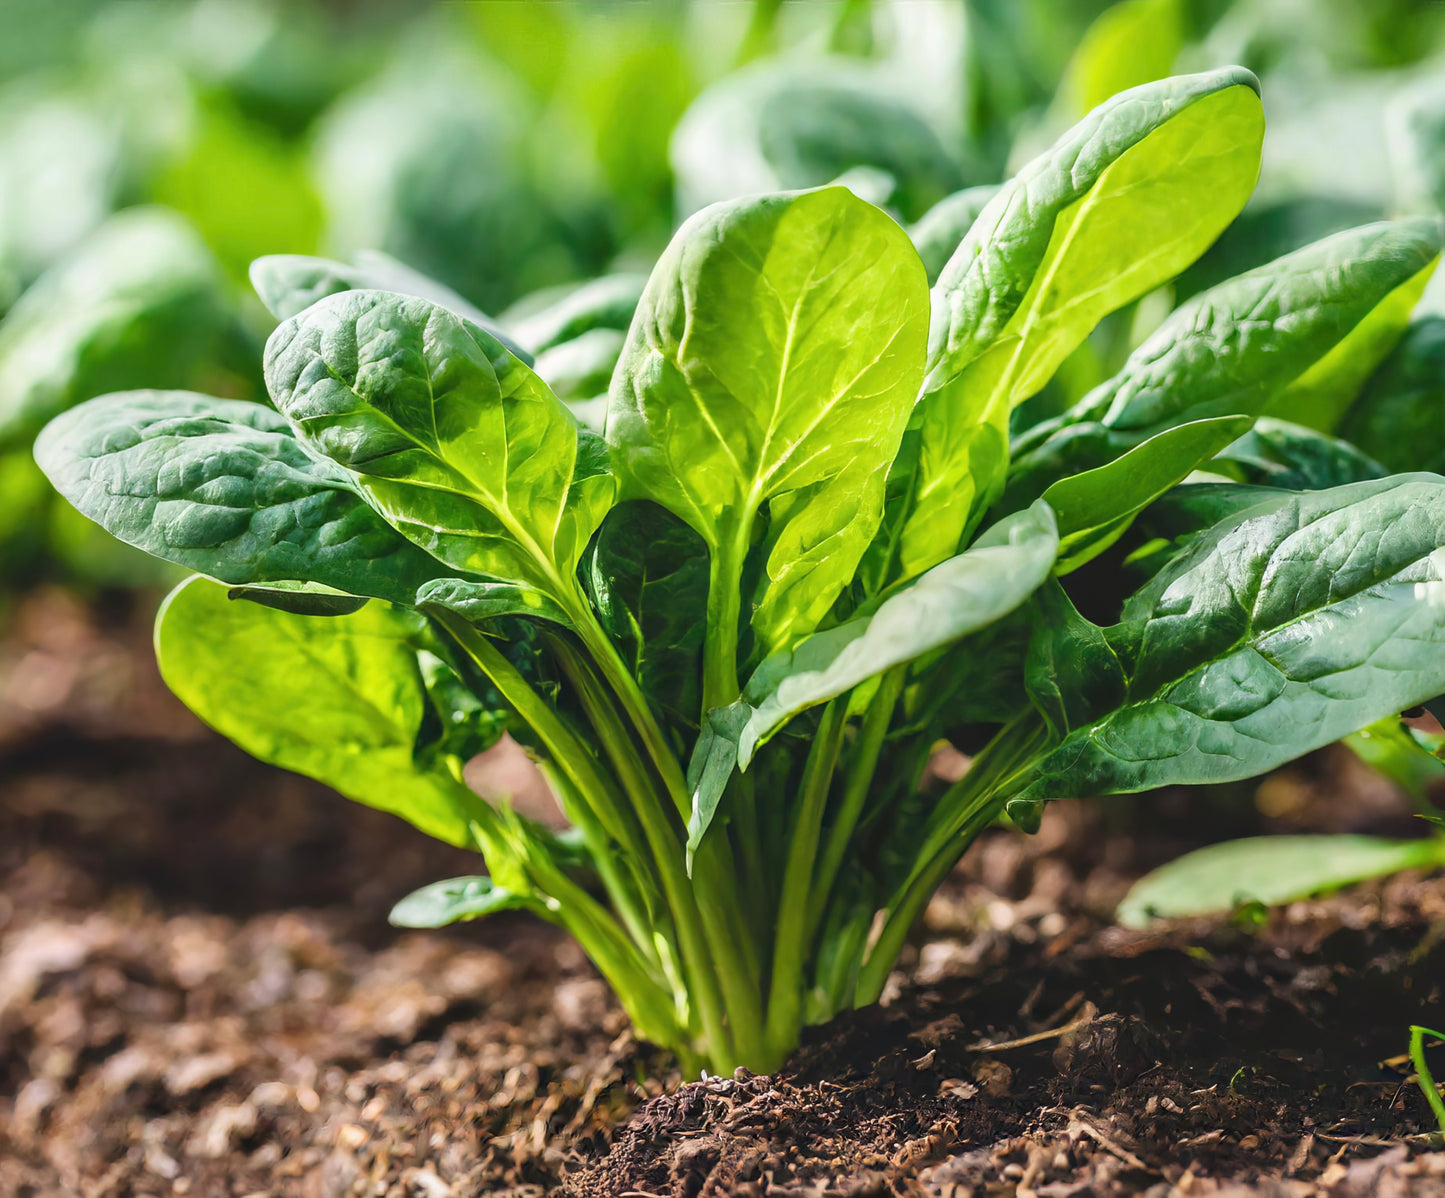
[3,587,1445,1197]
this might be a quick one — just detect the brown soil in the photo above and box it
[2,588,1445,1197]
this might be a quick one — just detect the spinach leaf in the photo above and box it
[265,290,614,613]
[608,186,928,701]
[155,574,494,847]
[1017,476,1445,800]
[586,501,709,727]
[248,250,529,361]
[1007,219,1444,508]
[1340,316,1445,475]
[34,390,450,604]
[1040,415,1253,574]
[389,875,542,927]
[909,185,999,285]
[1117,834,1445,927]
[895,68,1265,581]
[504,273,646,355]
[738,500,1058,767]
[1211,417,1386,490]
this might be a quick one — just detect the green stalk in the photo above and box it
[701,513,753,717]
[546,635,741,1067]
[1411,1025,1445,1133]
[762,700,847,1065]
[854,715,1047,1006]
[805,668,905,941]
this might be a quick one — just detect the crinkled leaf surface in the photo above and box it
[1212,417,1386,490]
[156,575,491,847]
[248,250,528,361]
[893,68,1264,582]
[608,186,928,657]
[1016,476,1445,801]
[909,185,999,285]
[1117,834,1445,927]
[265,290,614,610]
[34,390,449,605]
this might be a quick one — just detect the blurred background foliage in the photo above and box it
[4,0,1445,603]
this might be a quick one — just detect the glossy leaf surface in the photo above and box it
[1018,476,1445,801]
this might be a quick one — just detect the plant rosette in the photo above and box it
[35,68,1445,1075]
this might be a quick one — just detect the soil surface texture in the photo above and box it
[2,588,1444,1197]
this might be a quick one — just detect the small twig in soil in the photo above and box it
[967,1006,1095,1053]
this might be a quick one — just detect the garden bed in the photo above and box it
[2,590,1443,1197]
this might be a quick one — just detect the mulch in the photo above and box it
[2,588,1444,1197]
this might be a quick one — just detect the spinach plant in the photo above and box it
[34,68,1445,1075]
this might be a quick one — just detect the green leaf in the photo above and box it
[1007,220,1445,508]
[586,501,709,725]
[685,702,751,872]
[1016,476,1445,802]
[1211,417,1386,491]
[0,208,248,446]
[672,59,967,221]
[1340,317,1445,475]
[1057,0,1183,117]
[265,290,614,611]
[737,500,1058,767]
[389,875,540,927]
[533,328,627,403]
[608,187,929,659]
[1346,716,1445,803]
[34,390,451,605]
[1041,415,1253,574]
[897,68,1264,582]
[1117,835,1445,927]
[248,250,529,362]
[504,273,646,355]
[228,584,370,617]
[908,185,999,286]
[1025,579,1126,740]
[415,577,569,626]
[155,575,491,847]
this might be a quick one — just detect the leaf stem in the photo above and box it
[702,514,754,717]
[854,715,1046,1005]
[1411,1025,1445,1133]
[763,699,847,1065]
[806,668,905,942]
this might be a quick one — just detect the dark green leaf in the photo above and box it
[586,501,709,724]
[1340,317,1445,475]
[1016,476,1445,801]
[35,390,451,605]
[1025,579,1126,739]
